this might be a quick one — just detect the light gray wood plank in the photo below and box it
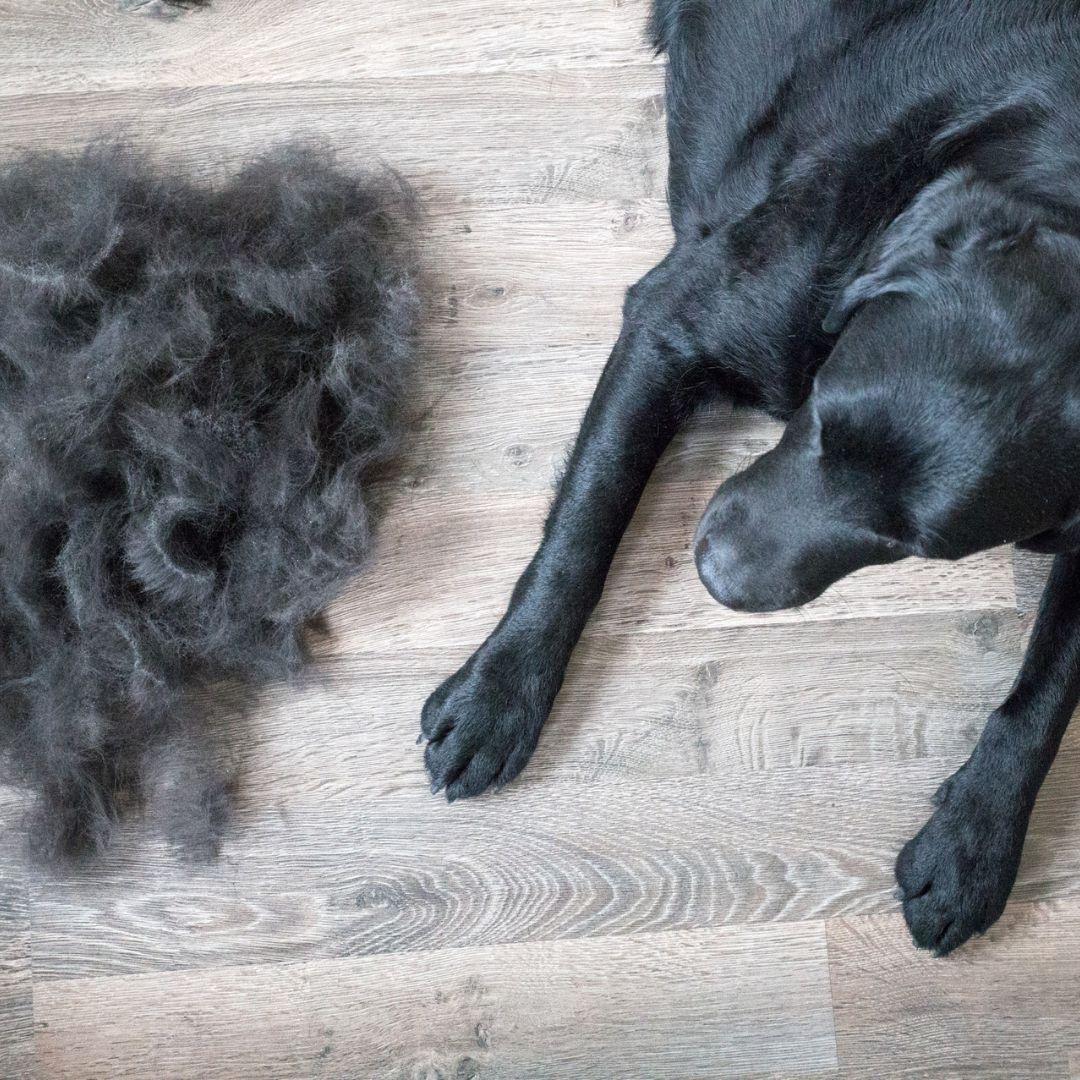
[0,790,35,1079]
[828,901,1080,1078]
[35,921,837,1080]
[0,0,660,95]
[0,69,667,209]
[416,198,671,349]
[204,608,1030,806]
[25,715,1080,981]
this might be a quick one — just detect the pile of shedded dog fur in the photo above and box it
[0,143,419,860]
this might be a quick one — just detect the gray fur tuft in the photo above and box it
[0,142,420,861]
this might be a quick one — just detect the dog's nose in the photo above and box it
[694,532,758,611]
[695,529,808,613]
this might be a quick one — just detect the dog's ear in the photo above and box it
[822,195,946,335]
[822,254,932,335]
[823,169,1036,335]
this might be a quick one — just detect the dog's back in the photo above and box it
[652,0,1080,252]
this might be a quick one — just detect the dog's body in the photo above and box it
[423,0,1080,954]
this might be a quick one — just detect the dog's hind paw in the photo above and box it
[420,641,558,802]
[895,762,1029,956]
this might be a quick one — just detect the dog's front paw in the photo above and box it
[420,642,558,802]
[896,764,1030,956]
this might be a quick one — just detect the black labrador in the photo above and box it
[422,0,1080,955]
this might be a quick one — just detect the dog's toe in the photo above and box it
[424,734,467,794]
[420,710,454,747]
[902,887,964,955]
[445,747,506,802]
[424,710,538,800]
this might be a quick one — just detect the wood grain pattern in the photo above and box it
[35,922,838,1080]
[0,0,1078,1076]
[0,71,668,209]
[828,902,1080,1078]
[0,790,34,1080]
[0,0,661,94]
[23,727,1080,989]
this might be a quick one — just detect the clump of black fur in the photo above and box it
[0,143,420,861]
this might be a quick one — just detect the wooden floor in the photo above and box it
[1,1,1079,1076]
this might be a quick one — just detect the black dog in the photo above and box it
[422,0,1080,955]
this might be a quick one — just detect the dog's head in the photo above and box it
[696,169,1080,612]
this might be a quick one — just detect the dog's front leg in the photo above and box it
[421,259,716,801]
[897,551,1080,954]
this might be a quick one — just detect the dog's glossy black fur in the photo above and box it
[423,0,1080,954]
